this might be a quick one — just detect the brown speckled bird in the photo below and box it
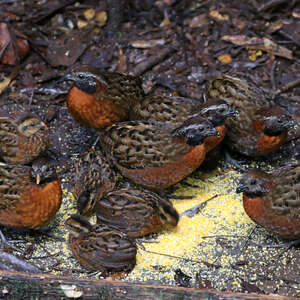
[89,188,179,237]
[206,75,296,156]
[236,165,300,240]
[0,112,49,164]
[100,117,219,189]
[72,147,116,215]
[65,214,137,274]
[64,65,144,129]
[0,160,62,229]
[131,96,236,152]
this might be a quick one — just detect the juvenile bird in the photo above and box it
[72,147,116,215]
[90,188,179,237]
[101,116,219,189]
[65,214,137,275]
[0,112,49,164]
[206,75,296,156]
[64,65,144,129]
[236,165,300,241]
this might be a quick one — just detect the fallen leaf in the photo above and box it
[209,10,229,22]
[0,23,29,65]
[222,35,293,59]
[218,53,232,64]
[77,19,88,29]
[221,35,262,46]
[95,11,107,27]
[45,30,92,66]
[84,8,95,21]
[189,14,209,28]
[263,37,293,59]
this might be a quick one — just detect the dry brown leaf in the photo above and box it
[84,8,95,21]
[0,75,12,94]
[0,23,29,65]
[130,39,166,48]
[189,14,209,28]
[221,35,262,46]
[267,20,283,33]
[77,19,88,29]
[222,35,293,59]
[263,38,292,59]
[209,10,229,22]
[95,11,107,27]
[218,53,232,64]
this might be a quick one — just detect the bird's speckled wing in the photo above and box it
[271,165,300,217]
[101,120,191,169]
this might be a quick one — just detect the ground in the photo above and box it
[0,0,299,297]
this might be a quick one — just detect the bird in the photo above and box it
[71,146,117,215]
[0,160,62,229]
[206,75,296,156]
[131,96,237,152]
[64,65,145,129]
[236,165,300,241]
[0,112,50,164]
[65,214,137,274]
[100,116,219,189]
[88,188,179,237]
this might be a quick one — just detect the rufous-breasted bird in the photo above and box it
[0,160,62,229]
[131,96,236,152]
[100,116,219,189]
[64,65,144,129]
[236,165,300,241]
[206,75,296,156]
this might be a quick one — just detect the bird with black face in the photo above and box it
[100,116,219,189]
[131,96,237,152]
[206,74,297,157]
[0,159,62,230]
[236,165,300,243]
[64,65,144,129]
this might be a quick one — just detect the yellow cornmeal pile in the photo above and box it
[9,168,253,284]
[126,169,254,283]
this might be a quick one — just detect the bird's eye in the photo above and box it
[78,74,84,79]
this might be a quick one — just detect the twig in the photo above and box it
[274,78,300,96]
[180,195,219,218]
[257,0,288,12]
[130,47,176,76]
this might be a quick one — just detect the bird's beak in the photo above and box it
[207,127,219,137]
[236,182,248,193]
[63,73,75,82]
[36,173,41,185]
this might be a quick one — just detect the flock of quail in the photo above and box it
[0,65,299,277]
